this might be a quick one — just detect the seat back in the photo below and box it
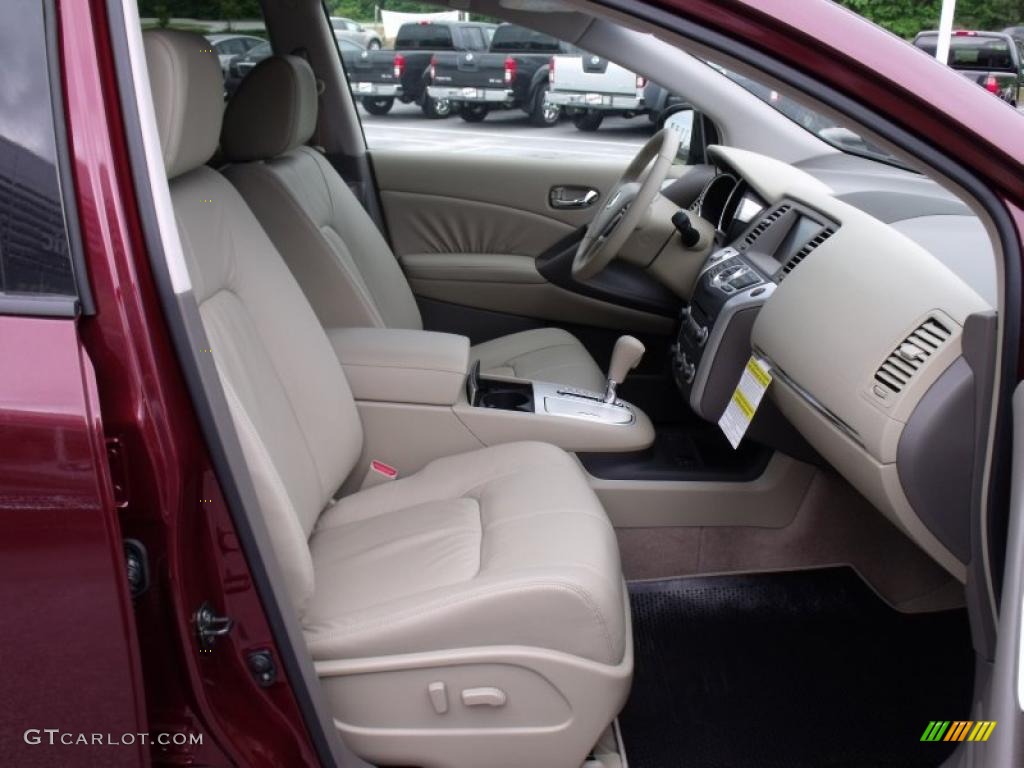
[143,30,363,614]
[220,55,422,331]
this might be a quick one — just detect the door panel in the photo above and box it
[372,150,627,250]
[370,150,681,336]
[383,190,574,257]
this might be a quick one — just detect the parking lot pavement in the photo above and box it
[360,101,653,161]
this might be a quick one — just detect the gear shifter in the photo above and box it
[604,335,645,403]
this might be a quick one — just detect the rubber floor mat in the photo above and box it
[620,568,973,768]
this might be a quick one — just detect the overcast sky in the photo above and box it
[0,0,57,163]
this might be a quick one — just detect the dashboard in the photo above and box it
[668,145,993,582]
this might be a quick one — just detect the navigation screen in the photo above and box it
[773,216,824,265]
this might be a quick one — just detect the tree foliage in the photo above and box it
[138,0,443,23]
[327,0,445,21]
[836,0,1024,39]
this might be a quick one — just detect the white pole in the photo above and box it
[935,0,957,64]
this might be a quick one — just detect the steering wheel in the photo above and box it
[572,126,682,280]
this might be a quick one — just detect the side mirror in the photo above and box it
[661,107,695,159]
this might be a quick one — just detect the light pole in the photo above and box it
[935,0,957,64]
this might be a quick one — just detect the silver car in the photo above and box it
[330,17,382,50]
[205,34,265,75]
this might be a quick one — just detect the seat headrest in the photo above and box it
[221,56,319,163]
[143,30,224,180]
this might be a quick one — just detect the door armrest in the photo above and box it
[401,253,547,284]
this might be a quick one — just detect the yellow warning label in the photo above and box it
[719,355,773,449]
[732,390,755,419]
[746,358,771,388]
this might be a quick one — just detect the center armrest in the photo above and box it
[327,328,470,406]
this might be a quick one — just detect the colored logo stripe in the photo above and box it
[969,721,997,741]
[921,721,996,742]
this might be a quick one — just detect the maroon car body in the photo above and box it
[2,0,1022,765]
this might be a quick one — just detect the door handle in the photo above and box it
[550,186,600,209]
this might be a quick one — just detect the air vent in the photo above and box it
[873,317,953,395]
[778,227,835,280]
[739,205,791,250]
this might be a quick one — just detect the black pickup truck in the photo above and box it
[346,21,495,117]
[427,24,578,125]
[913,30,1024,106]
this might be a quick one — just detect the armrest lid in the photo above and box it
[327,328,470,407]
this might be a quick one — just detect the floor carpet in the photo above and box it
[619,568,974,768]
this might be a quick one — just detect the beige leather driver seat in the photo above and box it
[143,30,631,768]
[218,54,606,391]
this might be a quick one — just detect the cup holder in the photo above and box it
[479,389,532,412]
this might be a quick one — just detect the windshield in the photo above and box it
[395,23,453,49]
[721,68,904,167]
[490,25,562,53]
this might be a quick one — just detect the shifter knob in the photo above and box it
[605,335,645,403]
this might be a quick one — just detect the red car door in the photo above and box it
[0,317,148,766]
[0,0,147,764]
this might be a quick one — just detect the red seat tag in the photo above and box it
[370,460,398,480]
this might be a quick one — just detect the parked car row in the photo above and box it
[195,22,1024,124]
[208,21,684,131]
[343,20,683,131]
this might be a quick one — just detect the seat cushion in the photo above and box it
[304,442,627,665]
[471,328,605,391]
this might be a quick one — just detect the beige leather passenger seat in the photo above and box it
[218,54,606,391]
[143,30,631,768]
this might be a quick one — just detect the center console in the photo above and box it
[469,365,636,426]
[671,202,836,421]
[327,326,655,488]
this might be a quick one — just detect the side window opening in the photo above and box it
[0,0,78,304]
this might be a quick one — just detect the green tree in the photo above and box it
[837,0,1024,38]
[138,0,263,22]
[836,0,940,38]
[326,0,459,22]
